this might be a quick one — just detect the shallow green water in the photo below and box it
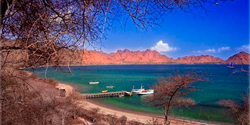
[32,64,249,123]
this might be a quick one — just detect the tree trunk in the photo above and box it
[166,105,170,125]
[163,106,168,125]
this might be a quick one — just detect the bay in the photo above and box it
[32,64,249,123]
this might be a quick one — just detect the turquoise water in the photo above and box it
[32,64,249,123]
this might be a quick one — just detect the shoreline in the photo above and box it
[86,100,224,125]
[88,99,163,118]
[28,64,240,69]
[57,82,225,125]
[85,100,156,123]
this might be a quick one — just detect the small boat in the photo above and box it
[137,89,154,95]
[106,86,115,89]
[227,62,234,69]
[89,82,99,84]
[132,84,145,93]
[101,90,108,93]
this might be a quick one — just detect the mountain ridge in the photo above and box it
[1,40,249,67]
[81,49,250,65]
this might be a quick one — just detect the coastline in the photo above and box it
[88,99,163,118]
[28,63,235,69]
[58,82,224,125]
[85,100,155,123]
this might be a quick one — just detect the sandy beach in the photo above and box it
[84,101,218,125]
[57,83,219,125]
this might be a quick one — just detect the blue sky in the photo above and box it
[86,0,249,60]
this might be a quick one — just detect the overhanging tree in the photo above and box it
[0,0,227,69]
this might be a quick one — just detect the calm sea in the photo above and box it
[32,64,249,123]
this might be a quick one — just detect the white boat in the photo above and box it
[132,84,145,93]
[106,86,115,88]
[89,82,99,84]
[137,89,154,95]
[132,84,154,95]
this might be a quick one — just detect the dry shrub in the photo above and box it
[78,109,95,122]
[146,117,162,125]
[218,97,249,125]
[67,91,83,101]
[127,120,144,125]
[77,108,139,125]
[93,123,106,125]
[105,114,119,125]
[42,78,59,87]
[70,118,88,125]
[1,70,86,125]
[90,108,102,123]
[2,70,35,125]
[118,116,128,125]
[78,108,102,123]
[29,73,39,79]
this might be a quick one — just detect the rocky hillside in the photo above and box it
[225,51,250,64]
[175,55,224,64]
[1,40,249,65]
[81,50,250,65]
[82,49,174,65]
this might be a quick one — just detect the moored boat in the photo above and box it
[137,89,154,95]
[227,62,234,69]
[101,90,108,93]
[133,84,154,95]
[106,86,115,89]
[132,84,145,93]
[89,82,99,84]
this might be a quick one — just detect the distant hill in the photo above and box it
[225,51,250,64]
[1,40,249,66]
[81,49,174,65]
[81,49,249,65]
[175,55,224,64]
